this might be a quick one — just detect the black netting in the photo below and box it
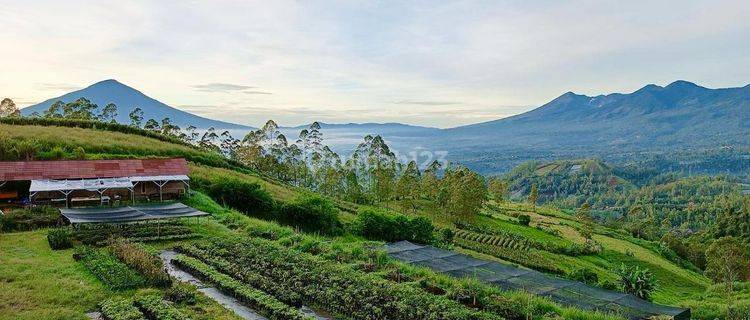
[386,241,690,320]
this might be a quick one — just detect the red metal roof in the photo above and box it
[0,158,189,181]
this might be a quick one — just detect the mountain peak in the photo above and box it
[635,84,662,93]
[666,80,700,89]
[91,79,126,87]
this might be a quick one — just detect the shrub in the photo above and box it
[277,195,342,235]
[109,239,171,287]
[0,206,60,232]
[355,208,435,244]
[99,299,145,320]
[439,228,455,246]
[47,228,73,250]
[72,146,86,159]
[517,214,531,226]
[568,268,598,284]
[164,282,198,305]
[617,264,657,301]
[198,177,275,217]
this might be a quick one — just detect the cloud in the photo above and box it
[392,100,460,106]
[244,91,273,95]
[36,83,82,91]
[191,83,256,93]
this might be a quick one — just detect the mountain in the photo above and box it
[441,80,750,174]
[20,79,252,130]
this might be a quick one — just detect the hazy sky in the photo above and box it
[1,1,748,128]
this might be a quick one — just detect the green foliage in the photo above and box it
[164,282,198,305]
[133,294,190,320]
[99,299,145,320]
[74,246,145,290]
[617,264,657,301]
[568,268,599,285]
[194,176,275,217]
[72,146,86,159]
[177,239,499,320]
[47,228,73,250]
[704,237,750,292]
[72,221,196,245]
[277,194,342,235]
[109,239,171,287]
[517,214,531,226]
[172,254,310,320]
[354,208,435,244]
[0,206,60,232]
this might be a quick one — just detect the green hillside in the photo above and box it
[1,122,747,319]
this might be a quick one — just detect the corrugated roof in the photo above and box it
[0,158,188,181]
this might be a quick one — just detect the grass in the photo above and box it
[0,228,242,320]
[0,230,116,319]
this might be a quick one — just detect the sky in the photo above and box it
[1,1,749,128]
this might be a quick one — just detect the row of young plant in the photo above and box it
[454,228,532,251]
[99,294,190,320]
[454,220,602,255]
[453,237,567,276]
[73,246,146,290]
[171,254,310,320]
[72,220,197,245]
[178,238,501,320]
[109,239,172,287]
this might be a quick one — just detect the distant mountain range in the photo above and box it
[21,79,251,130]
[19,79,750,174]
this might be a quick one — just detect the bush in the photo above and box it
[164,282,198,305]
[47,228,73,250]
[355,208,435,244]
[99,299,145,320]
[0,206,60,232]
[109,239,171,287]
[617,264,657,301]
[568,268,598,284]
[277,195,342,235]
[199,177,275,217]
[517,214,531,226]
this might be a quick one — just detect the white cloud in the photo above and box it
[0,0,748,128]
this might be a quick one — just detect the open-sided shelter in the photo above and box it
[0,158,190,208]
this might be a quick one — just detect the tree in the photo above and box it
[160,117,179,136]
[98,103,118,123]
[143,118,160,131]
[129,107,144,127]
[528,184,538,211]
[395,160,421,211]
[487,177,508,202]
[61,98,98,119]
[442,166,487,221]
[704,236,750,293]
[0,98,20,117]
[44,101,64,118]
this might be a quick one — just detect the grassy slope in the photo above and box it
[0,123,725,317]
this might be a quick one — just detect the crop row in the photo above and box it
[99,295,190,320]
[73,221,195,245]
[110,239,172,287]
[100,299,144,320]
[453,238,566,276]
[454,221,598,256]
[171,254,309,320]
[454,229,531,251]
[176,244,304,306]
[134,294,190,320]
[179,239,500,320]
[74,246,145,290]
